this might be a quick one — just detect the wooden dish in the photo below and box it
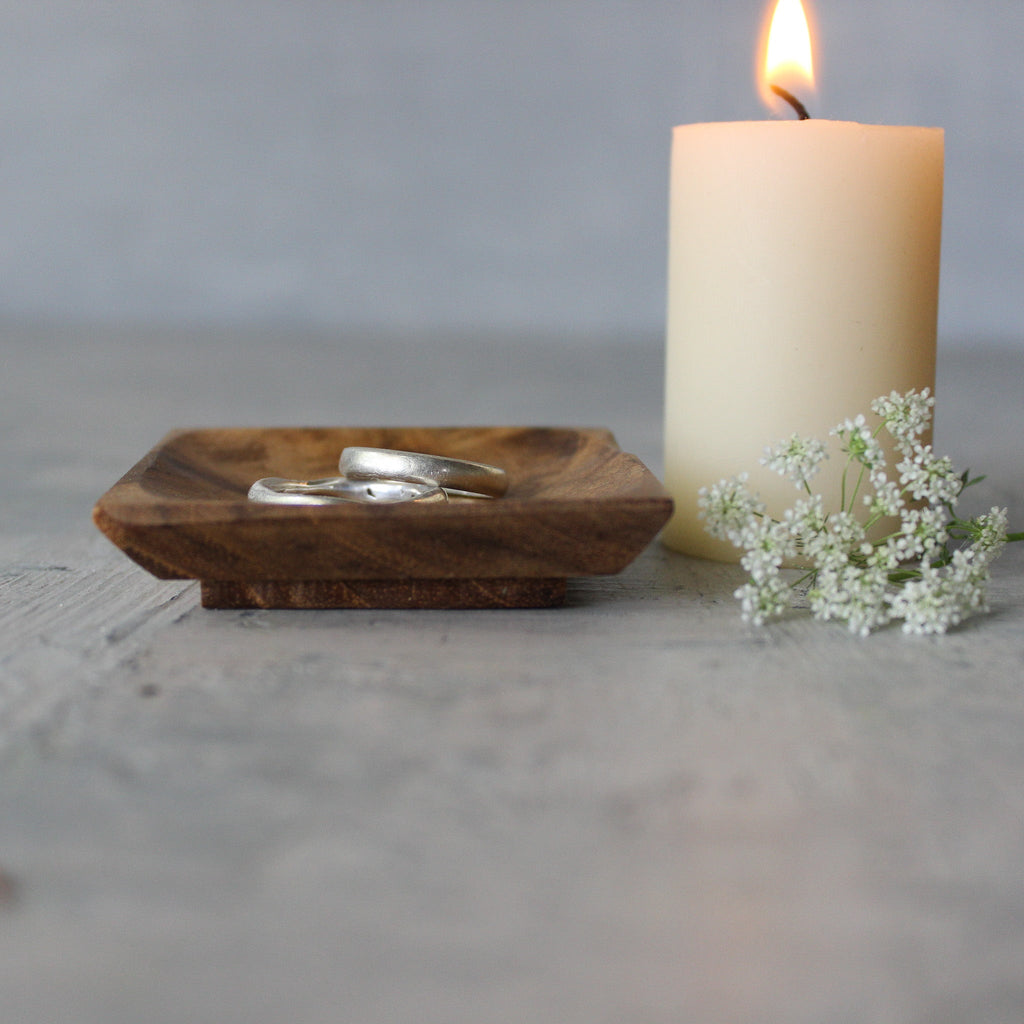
[93,426,673,609]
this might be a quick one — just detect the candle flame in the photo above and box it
[759,0,816,116]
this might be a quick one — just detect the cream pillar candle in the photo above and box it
[661,119,943,561]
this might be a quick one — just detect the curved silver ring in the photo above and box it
[339,447,508,498]
[247,476,447,506]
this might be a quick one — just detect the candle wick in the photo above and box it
[771,84,811,121]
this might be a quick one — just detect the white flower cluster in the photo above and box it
[697,389,1014,636]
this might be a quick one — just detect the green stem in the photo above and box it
[790,568,817,590]
[847,462,869,512]
[840,455,853,511]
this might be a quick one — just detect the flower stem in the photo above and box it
[840,456,852,511]
[848,462,869,512]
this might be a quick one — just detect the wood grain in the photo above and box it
[200,577,567,609]
[93,426,672,608]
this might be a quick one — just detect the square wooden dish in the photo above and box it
[93,426,673,609]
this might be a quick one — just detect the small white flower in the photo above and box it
[803,510,866,570]
[871,388,934,452]
[897,444,961,506]
[864,476,906,519]
[891,506,949,561]
[808,563,891,637]
[739,517,797,582]
[697,474,765,543]
[831,414,886,471]
[783,494,827,540]
[761,434,828,487]
[966,506,1009,565]
[888,562,982,635]
[948,547,992,597]
[864,537,901,572]
[830,510,867,546]
[734,574,791,626]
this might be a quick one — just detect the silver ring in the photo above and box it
[339,447,508,498]
[248,476,447,506]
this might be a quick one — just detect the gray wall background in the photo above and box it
[1,0,1021,345]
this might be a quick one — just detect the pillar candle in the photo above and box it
[661,118,944,560]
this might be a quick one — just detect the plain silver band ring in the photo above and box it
[339,447,509,498]
[248,476,447,506]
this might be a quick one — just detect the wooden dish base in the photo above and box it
[200,577,567,610]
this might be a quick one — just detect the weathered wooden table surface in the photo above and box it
[2,324,1023,1023]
